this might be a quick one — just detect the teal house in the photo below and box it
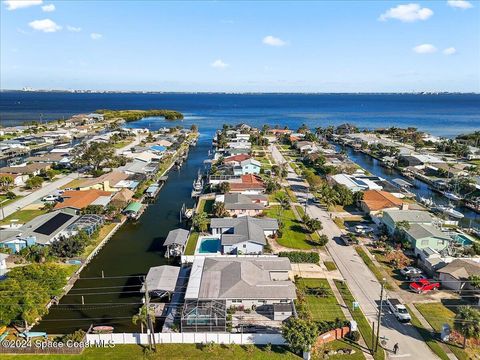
[404,224,451,258]
[382,209,433,234]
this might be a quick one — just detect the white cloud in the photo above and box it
[413,43,437,54]
[443,47,457,55]
[90,33,102,40]
[447,0,473,9]
[211,59,229,69]
[67,25,82,32]
[379,3,433,22]
[41,3,55,12]
[4,0,42,10]
[262,35,286,47]
[28,18,61,33]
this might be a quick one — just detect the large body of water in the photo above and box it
[1,92,480,137]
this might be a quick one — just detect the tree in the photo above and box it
[192,211,209,233]
[305,218,322,233]
[454,306,480,348]
[333,184,354,206]
[25,176,43,189]
[282,317,318,355]
[72,141,119,173]
[469,275,480,289]
[385,250,411,269]
[0,175,13,192]
[50,231,90,258]
[212,202,228,217]
[276,193,291,210]
[132,305,155,333]
[218,182,231,194]
[265,179,280,194]
[315,234,329,246]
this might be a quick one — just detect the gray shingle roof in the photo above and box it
[223,193,265,211]
[197,257,296,300]
[384,209,433,224]
[210,216,278,246]
[163,228,189,246]
[405,224,451,241]
[438,259,480,280]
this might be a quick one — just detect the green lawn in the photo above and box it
[112,138,135,149]
[0,194,22,207]
[80,222,118,259]
[354,247,394,291]
[197,198,214,215]
[334,280,385,360]
[415,302,478,360]
[265,206,313,250]
[0,208,49,226]
[296,278,345,322]
[405,305,450,360]
[324,261,337,271]
[184,232,199,255]
[0,344,300,360]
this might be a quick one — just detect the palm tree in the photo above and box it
[276,193,291,210]
[212,202,228,217]
[132,305,156,333]
[192,211,209,233]
[454,306,480,348]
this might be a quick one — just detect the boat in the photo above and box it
[443,191,462,202]
[19,331,47,338]
[436,205,464,219]
[419,197,434,208]
[92,326,114,333]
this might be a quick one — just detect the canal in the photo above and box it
[340,145,480,229]
[36,126,211,334]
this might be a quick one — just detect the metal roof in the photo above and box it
[163,228,189,246]
[141,265,180,293]
[124,201,142,213]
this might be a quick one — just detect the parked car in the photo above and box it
[400,266,422,278]
[353,225,374,235]
[42,195,59,202]
[386,298,411,323]
[339,234,359,246]
[409,279,440,293]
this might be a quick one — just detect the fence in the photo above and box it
[86,332,286,345]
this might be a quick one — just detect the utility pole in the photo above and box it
[143,277,156,351]
[375,278,386,352]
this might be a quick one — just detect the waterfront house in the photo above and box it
[163,228,189,258]
[223,154,251,166]
[230,174,266,193]
[75,171,131,192]
[118,159,158,178]
[0,211,79,252]
[294,141,317,154]
[55,189,113,214]
[182,256,296,332]
[210,216,278,254]
[239,158,261,175]
[215,193,267,217]
[109,188,135,209]
[437,259,480,292]
[381,209,434,234]
[398,154,444,167]
[329,173,382,192]
[404,224,451,258]
[360,190,406,215]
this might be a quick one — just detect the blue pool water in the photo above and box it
[452,234,474,246]
[198,238,221,253]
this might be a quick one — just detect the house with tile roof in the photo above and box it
[360,190,406,215]
[55,189,113,214]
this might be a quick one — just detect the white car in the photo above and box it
[42,195,59,202]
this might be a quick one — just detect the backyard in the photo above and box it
[296,278,345,321]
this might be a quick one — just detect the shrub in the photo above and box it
[279,251,319,264]
[348,330,361,342]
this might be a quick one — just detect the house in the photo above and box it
[210,216,278,254]
[0,173,27,187]
[239,158,261,175]
[360,190,406,215]
[0,163,51,176]
[0,211,79,252]
[163,228,189,258]
[182,256,296,332]
[398,154,444,167]
[381,209,433,234]
[404,224,451,258]
[330,174,383,192]
[26,152,68,164]
[437,259,480,291]
[230,174,265,193]
[118,159,158,178]
[76,171,131,192]
[55,189,112,213]
[215,193,267,217]
[294,141,316,153]
[224,154,251,166]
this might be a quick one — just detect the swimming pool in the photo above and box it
[198,238,221,254]
[452,234,474,246]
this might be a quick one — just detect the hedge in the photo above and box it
[279,251,319,263]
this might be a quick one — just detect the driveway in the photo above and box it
[270,145,438,360]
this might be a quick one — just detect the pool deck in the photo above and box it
[194,234,222,256]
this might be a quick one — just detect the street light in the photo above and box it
[375,277,386,352]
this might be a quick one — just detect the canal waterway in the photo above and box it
[36,124,211,334]
[340,145,480,229]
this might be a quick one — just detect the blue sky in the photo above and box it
[1,0,479,92]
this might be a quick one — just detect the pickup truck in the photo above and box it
[409,279,440,293]
[386,298,411,323]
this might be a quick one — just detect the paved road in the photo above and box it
[270,145,438,360]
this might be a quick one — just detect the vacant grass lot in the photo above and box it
[296,278,345,322]
[0,208,48,226]
[265,206,313,250]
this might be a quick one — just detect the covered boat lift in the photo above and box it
[141,265,181,300]
[163,228,189,258]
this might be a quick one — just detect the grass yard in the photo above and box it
[296,278,345,321]
[80,222,118,259]
[315,340,366,360]
[354,247,394,291]
[112,138,135,149]
[0,344,300,360]
[0,194,21,207]
[324,261,337,271]
[265,206,313,250]
[415,302,478,360]
[0,208,48,226]
[405,305,450,360]
[334,280,385,360]
[184,232,199,255]
[197,198,214,215]
[60,178,85,190]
